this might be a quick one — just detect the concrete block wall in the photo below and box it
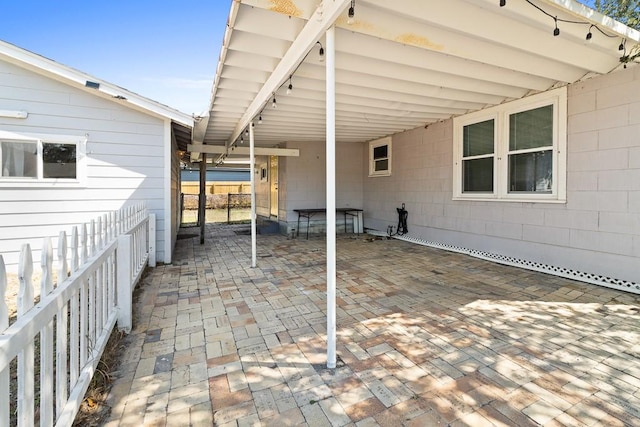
[363,66,640,284]
[278,141,364,234]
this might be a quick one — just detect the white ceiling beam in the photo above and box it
[240,0,320,20]
[227,0,352,147]
[380,0,617,74]
[293,62,523,104]
[233,3,306,41]
[193,0,242,161]
[336,31,555,92]
[340,1,585,82]
[188,144,300,157]
[224,50,281,73]
[228,30,291,57]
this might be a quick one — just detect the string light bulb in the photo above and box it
[244,128,249,136]
[272,96,277,108]
[347,0,355,24]
[585,25,593,42]
[287,75,293,95]
[553,17,560,36]
[619,39,625,51]
[500,0,506,6]
[317,41,325,62]
[258,115,263,124]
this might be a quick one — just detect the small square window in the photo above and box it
[0,131,86,187]
[43,143,77,179]
[1,140,38,178]
[369,137,391,177]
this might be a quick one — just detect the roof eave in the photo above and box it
[541,0,640,42]
[0,40,194,128]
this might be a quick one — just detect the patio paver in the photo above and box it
[103,224,640,426]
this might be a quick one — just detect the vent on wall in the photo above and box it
[393,234,640,295]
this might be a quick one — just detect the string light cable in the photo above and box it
[250,40,325,130]
[501,0,632,65]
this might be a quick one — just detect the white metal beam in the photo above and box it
[227,0,352,147]
[326,25,337,370]
[187,144,300,157]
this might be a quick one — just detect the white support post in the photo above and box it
[326,25,337,369]
[116,234,133,333]
[148,213,156,267]
[249,122,257,268]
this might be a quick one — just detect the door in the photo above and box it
[269,155,278,218]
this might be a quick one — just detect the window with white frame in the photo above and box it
[0,131,86,186]
[453,87,566,202]
[369,137,391,177]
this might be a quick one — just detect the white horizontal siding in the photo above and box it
[0,59,169,271]
[0,199,164,217]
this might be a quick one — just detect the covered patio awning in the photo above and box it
[191,0,640,368]
[191,0,640,160]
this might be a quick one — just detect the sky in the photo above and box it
[0,1,601,116]
[0,0,231,115]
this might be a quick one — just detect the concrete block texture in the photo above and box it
[568,148,629,172]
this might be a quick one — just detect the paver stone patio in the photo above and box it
[103,224,640,427]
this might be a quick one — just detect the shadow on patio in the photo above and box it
[103,224,640,426]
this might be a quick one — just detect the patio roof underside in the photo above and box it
[197,0,640,160]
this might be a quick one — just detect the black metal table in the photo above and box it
[293,208,363,239]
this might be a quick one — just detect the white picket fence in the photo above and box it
[0,203,156,427]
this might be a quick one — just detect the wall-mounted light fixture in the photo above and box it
[0,110,28,119]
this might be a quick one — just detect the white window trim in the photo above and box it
[453,87,567,203]
[0,130,87,188]
[369,137,392,177]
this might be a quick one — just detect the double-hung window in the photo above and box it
[462,118,495,193]
[453,87,566,202]
[0,131,87,187]
[369,137,391,177]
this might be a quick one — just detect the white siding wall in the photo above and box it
[0,59,169,271]
[363,67,640,284]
